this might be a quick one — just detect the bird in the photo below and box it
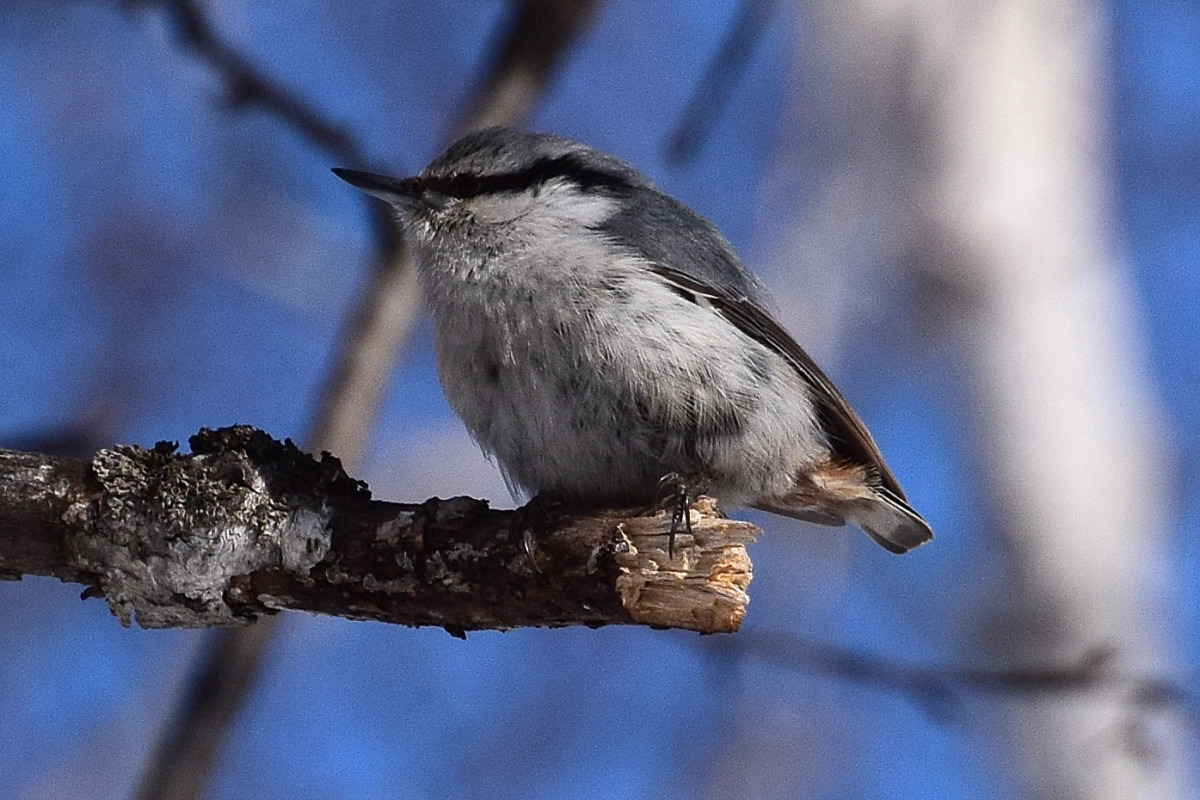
[334,127,932,554]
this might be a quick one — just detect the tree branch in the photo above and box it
[665,0,784,164]
[458,0,601,132]
[125,0,369,165]
[0,426,757,635]
[707,633,1200,733]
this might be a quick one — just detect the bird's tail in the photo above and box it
[754,463,933,554]
[846,486,933,554]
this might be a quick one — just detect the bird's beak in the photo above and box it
[332,168,423,207]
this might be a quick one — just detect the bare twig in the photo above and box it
[0,409,117,460]
[706,633,1200,732]
[0,427,757,633]
[125,0,368,165]
[458,0,601,132]
[115,1,398,793]
[665,0,784,164]
[130,622,277,800]
[304,221,414,460]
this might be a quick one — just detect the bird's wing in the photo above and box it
[646,263,907,501]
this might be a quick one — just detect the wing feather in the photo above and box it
[646,263,907,501]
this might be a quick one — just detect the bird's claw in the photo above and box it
[655,472,699,559]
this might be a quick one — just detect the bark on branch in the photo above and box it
[0,426,757,635]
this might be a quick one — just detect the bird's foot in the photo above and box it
[653,473,708,559]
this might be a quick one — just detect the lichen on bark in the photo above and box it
[72,428,346,627]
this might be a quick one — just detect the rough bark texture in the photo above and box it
[0,426,757,635]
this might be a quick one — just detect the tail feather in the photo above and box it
[849,487,933,554]
[753,468,934,554]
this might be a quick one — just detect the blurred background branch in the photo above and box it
[706,633,1200,737]
[665,0,783,164]
[124,0,369,164]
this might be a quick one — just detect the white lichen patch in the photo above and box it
[375,513,415,545]
[280,507,333,573]
[75,445,333,628]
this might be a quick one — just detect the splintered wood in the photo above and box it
[610,498,756,633]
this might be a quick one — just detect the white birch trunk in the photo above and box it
[787,1,1191,796]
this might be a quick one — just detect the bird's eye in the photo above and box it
[456,174,483,197]
[437,173,479,198]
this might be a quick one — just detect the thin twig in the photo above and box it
[665,0,784,164]
[125,0,369,165]
[706,632,1200,731]
[458,0,601,132]
[131,622,277,800]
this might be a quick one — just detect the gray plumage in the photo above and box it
[333,128,932,553]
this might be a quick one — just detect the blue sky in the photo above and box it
[1,2,1197,798]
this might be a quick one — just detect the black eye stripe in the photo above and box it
[425,155,635,199]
